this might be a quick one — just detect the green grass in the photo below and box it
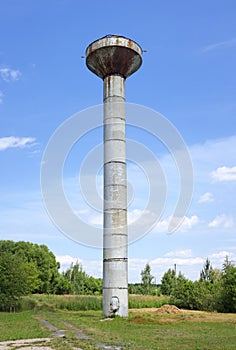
[128,294,169,308]
[0,296,236,349]
[37,309,236,350]
[29,294,103,311]
[28,293,169,311]
[0,311,51,341]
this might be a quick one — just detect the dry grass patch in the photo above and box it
[130,305,236,324]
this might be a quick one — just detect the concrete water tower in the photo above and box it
[86,35,142,317]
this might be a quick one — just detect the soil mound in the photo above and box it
[155,304,183,314]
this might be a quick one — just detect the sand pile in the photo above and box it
[155,304,183,314]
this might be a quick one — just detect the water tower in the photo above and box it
[86,35,142,317]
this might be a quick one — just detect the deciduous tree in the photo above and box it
[141,263,154,295]
[161,268,176,295]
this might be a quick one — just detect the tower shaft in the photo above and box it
[103,75,128,317]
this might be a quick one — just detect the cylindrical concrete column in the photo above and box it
[85,35,142,317]
[103,75,128,317]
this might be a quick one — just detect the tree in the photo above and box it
[200,258,213,282]
[0,240,103,303]
[170,272,195,309]
[0,252,38,311]
[63,262,86,294]
[85,276,102,295]
[54,274,70,295]
[26,243,60,294]
[218,258,236,313]
[161,268,176,295]
[61,261,102,295]
[0,240,60,295]
[141,263,154,295]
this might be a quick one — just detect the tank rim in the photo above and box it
[85,34,143,55]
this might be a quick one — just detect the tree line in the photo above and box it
[0,240,235,313]
[0,240,102,311]
[132,258,236,313]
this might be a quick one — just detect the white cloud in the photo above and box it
[180,216,200,231]
[129,258,148,269]
[128,255,206,283]
[56,255,82,266]
[74,208,102,226]
[0,67,21,82]
[198,192,214,203]
[202,38,236,52]
[128,209,156,225]
[208,214,234,228]
[211,166,236,182]
[88,213,102,226]
[56,255,102,278]
[28,149,41,157]
[190,137,236,170]
[164,249,192,258]
[128,209,143,223]
[209,251,233,260]
[208,251,236,267]
[0,136,36,151]
[151,257,204,267]
[155,215,199,233]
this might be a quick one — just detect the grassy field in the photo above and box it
[42,309,236,350]
[28,294,169,310]
[0,311,51,341]
[0,296,236,349]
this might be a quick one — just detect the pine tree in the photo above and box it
[200,258,213,282]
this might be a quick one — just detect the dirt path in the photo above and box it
[0,338,52,350]
[0,319,121,350]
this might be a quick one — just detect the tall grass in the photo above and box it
[17,297,37,311]
[29,294,102,311]
[57,295,102,311]
[14,294,170,312]
[129,295,169,308]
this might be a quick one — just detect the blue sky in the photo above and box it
[1,0,236,283]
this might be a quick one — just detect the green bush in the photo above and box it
[170,280,218,311]
[16,297,37,311]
